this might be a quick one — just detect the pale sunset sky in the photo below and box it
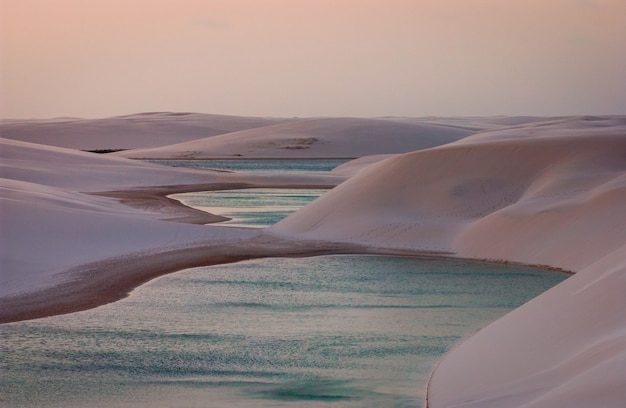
[1,0,625,119]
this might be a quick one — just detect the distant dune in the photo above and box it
[0,112,289,150]
[1,113,553,158]
[114,117,476,159]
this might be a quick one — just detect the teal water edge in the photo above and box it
[0,255,568,408]
[148,159,349,173]
[171,188,328,227]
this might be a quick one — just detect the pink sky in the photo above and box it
[1,0,625,119]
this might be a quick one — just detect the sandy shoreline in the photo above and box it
[94,181,344,224]
[0,183,346,324]
[0,226,450,324]
[0,183,457,324]
[0,233,354,324]
[0,240,566,325]
[93,183,255,224]
[0,182,571,324]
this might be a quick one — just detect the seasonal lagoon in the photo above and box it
[1,255,567,407]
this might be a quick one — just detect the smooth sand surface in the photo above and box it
[2,114,625,407]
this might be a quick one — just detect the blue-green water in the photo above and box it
[171,188,327,227]
[149,159,349,173]
[0,256,568,408]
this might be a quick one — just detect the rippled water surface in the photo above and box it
[1,256,567,408]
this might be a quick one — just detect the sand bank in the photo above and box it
[0,231,373,324]
[0,180,449,323]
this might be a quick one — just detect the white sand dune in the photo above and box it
[0,112,288,150]
[271,115,626,408]
[114,117,475,159]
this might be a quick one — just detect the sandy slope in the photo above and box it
[0,112,288,150]
[114,117,475,159]
[270,115,626,408]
